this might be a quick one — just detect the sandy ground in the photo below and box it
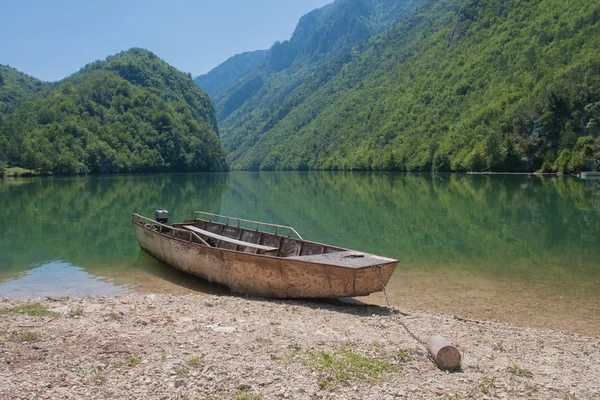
[1,294,599,400]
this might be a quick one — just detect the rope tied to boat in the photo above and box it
[377,266,427,347]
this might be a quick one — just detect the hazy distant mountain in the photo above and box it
[0,48,228,174]
[201,0,424,124]
[194,50,268,98]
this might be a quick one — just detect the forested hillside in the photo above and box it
[0,64,50,116]
[209,0,424,124]
[224,0,600,173]
[194,50,268,98]
[0,49,228,174]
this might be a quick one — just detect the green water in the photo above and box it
[1,172,599,333]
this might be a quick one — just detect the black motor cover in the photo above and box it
[154,209,168,223]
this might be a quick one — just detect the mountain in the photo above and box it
[224,0,600,173]
[0,64,50,116]
[194,50,268,98]
[207,0,425,127]
[0,48,228,174]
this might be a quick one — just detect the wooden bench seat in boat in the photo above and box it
[183,225,278,252]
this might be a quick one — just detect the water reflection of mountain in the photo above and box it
[0,173,229,278]
[221,172,600,280]
[2,172,599,295]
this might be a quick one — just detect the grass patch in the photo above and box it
[186,355,205,368]
[233,388,262,400]
[395,348,414,363]
[18,330,41,341]
[0,303,59,318]
[192,397,224,400]
[508,364,533,378]
[466,377,497,397]
[106,312,123,320]
[175,366,190,378]
[126,356,141,367]
[303,347,394,388]
[281,343,303,365]
[525,383,540,393]
[478,377,494,394]
[90,373,107,385]
[255,338,272,346]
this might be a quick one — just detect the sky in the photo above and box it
[0,0,333,82]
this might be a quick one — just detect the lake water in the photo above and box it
[1,172,599,336]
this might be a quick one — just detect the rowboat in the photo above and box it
[132,211,398,299]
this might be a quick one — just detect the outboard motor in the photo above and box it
[154,209,169,224]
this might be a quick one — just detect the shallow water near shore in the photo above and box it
[1,172,599,336]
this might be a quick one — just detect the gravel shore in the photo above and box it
[1,294,599,399]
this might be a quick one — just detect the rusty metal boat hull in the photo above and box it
[132,214,398,299]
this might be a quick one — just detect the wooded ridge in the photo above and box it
[207,0,600,173]
[0,49,228,175]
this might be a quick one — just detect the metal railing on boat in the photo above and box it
[132,213,210,246]
[193,211,303,240]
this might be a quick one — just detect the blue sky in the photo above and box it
[0,0,333,82]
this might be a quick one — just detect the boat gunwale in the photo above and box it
[193,211,304,240]
[132,214,398,270]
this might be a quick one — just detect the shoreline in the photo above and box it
[3,170,596,179]
[4,263,598,338]
[1,294,598,399]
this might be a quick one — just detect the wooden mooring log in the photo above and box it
[426,336,461,370]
